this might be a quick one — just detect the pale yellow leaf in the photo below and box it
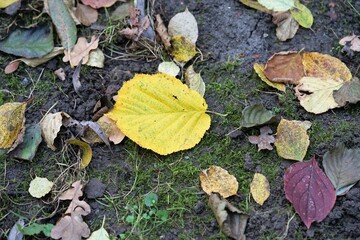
[28,177,54,198]
[250,173,270,205]
[168,8,198,44]
[86,48,105,68]
[40,112,71,150]
[158,61,180,77]
[185,65,205,96]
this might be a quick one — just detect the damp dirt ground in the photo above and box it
[1,0,360,239]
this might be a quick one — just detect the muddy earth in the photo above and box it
[1,0,360,239]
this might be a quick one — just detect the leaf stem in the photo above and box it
[205,110,228,117]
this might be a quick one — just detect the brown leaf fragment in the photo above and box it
[75,3,98,26]
[120,9,150,41]
[208,193,249,240]
[272,11,299,41]
[248,126,275,151]
[339,34,360,52]
[63,36,99,67]
[333,77,360,106]
[264,51,304,85]
[155,14,171,49]
[54,68,66,81]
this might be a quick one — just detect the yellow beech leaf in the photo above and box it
[0,102,26,149]
[200,166,238,198]
[253,63,286,92]
[250,173,270,205]
[170,35,197,63]
[66,139,92,169]
[0,0,18,8]
[106,73,210,155]
[274,119,310,161]
[302,52,352,81]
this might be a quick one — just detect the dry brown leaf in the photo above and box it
[155,14,171,49]
[63,36,99,67]
[272,11,299,41]
[264,51,304,85]
[248,126,275,151]
[120,8,150,41]
[54,68,66,81]
[339,34,360,52]
[75,3,98,26]
[81,0,118,9]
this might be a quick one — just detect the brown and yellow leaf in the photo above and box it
[66,139,92,169]
[302,52,352,81]
[63,36,99,67]
[253,63,286,92]
[250,173,270,205]
[200,166,238,198]
[170,35,197,63]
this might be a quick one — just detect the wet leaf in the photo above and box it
[333,77,360,106]
[158,61,180,77]
[250,173,270,205]
[274,119,310,161]
[323,143,360,196]
[20,223,53,237]
[272,11,299,41]
[81,0,117,9]
[294,77,345,114]
[11,124,42,161]
[264,51,304,85]
[75,3,98,26]
[46,0,77,50]
[0,102,26,149]
[239,0,271,13]
[258,0,295,11]
[28,177,54,198]
[155,14,171,49]
[240,104,276,128]
[302,52,352,81]
[248,126,275,151]
[290,1,313,28]
[63,36,99,67]
[208,193,248,240]
[185,65,205,97]
[170,35,197,63]
[168,8,198,44]
[66,139,92,169]
[0,0,18,8]
[0,25,53,58]
[253,63,286,92]
[339,34,360,52]
[106,73,210,155]
[86,48,105,68]
[284,157,336,228]
[200,166,238,198]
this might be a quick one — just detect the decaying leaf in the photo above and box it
[323,143,360,195]
[86,48,105,68]
[106,73,211,155]
[264,51,304,85]
[290,1,313,28]
[274,119,310,161]
[185,65,205,97]
[28,177,54,198]
[51,181,91,240]
[54,68,66,81]
[66,139,92,169]
[98,116,125,144]
[253,63,286,92]
[200,166,238,198]
[155,14,171,49]
[241,104,276,128]
[339,34,360,52]
[81,117,122,145]
[208,193,248,240]
[284,157,336,228]
[272,11,299,41]
[158,61,180,77]
[81,0,117,9]
[63,36,99,67]
[250,173,270,205]
[120,7,150,41]
[75,3,98,26]
[258,0,295,11]
[0,102,27,149]
[248,126,275,151]
[40,112,71,151]
[302,52,352,81]
[168,8,198,44]
[11,124,42,161]
[333,77,360,106]
[238,0,271,13]
[170,35,197,63]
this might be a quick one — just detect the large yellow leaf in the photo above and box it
[250,173,270,205]
[0,102,26,149]
[106,73,211,155]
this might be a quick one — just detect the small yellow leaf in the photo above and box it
[106,73,211,155]
[29,177,54,198]
[0,102,26,149]
[0,0,18,8]
[290,0,313,28]
[250,173,270,205]
[66,139,92,169]
[170,35,197,63]
[253,63,286,92]
[200,166,238,198]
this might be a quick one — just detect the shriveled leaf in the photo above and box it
[54,68,66,81]
[185,65,205,97]
[241,104,276,128]
[47,0,77,50]
[40,112,71,151]
[168,8,198,44]
[250,173,270,205]
[155,14,171,49]
[11,124,42,161]
[75,3,98,26]
[258,0,295,11]
[272,11,299,41]
[0,102,26,149]
[81,0,117,9]
[158,61,180,77]
[86,48,105,68]
[200,166,238,198]
[20,223,53,238]
[339,34,360,52]
[284,157,336,228]
[208,193,248,240]
[63,36,99,67]
[106,73,210,155]
[0,0,18,8]
[323,143,360,196]
[333,77,360,106]
[0,25,53,58]
[98,116,125,144]
[170,35,197,63]
[302,52,352,81]
[28,177,54,198]
[253,63,286,92]
[264,51,304,85]
[294,77,345,114]
[66,139,92,169]
[239,0,271,13]
[120,8,150,41]
[8,218,24,240]
[290,1,313,28]
[248,126,275,151]
[274,119,310,161]
[5,47,64,74]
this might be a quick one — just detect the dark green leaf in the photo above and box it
[0,25,53,58]
[11,124,42,161]
[333,77,360,106]
[241,104,276,128]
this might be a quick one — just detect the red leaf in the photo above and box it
[284,157,336,229]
